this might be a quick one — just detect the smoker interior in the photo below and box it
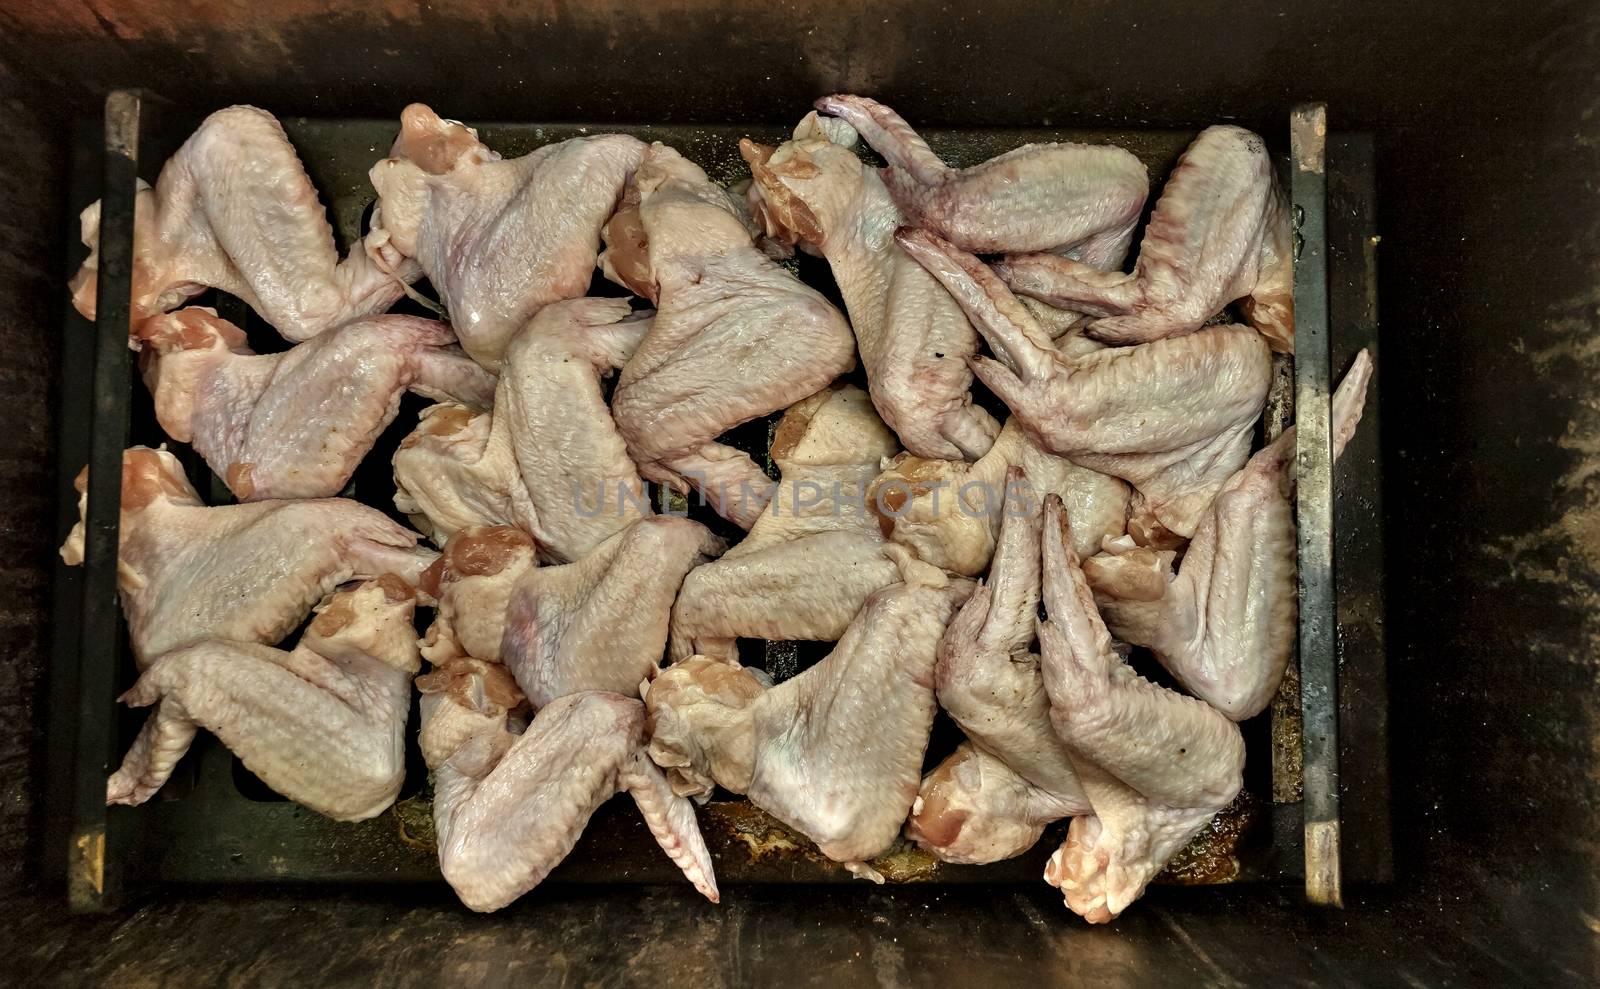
[1,2,1594,984]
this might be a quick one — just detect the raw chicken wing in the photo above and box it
[70,106,418,339]
[815,95,1148,261]
[997,125,1294,353]
[107,576,420,820]
[137,307,494,501]
[422,676,718,912]
[502,516,723,710]
[871,419,1128,576]
[60,447,434,666]
[907,473,1090,862]
[742,114,998,460]
[1085,350,1373,719]
[900,229,1271,538]
[668,385,902,663]
[1038,497,1245,922]
[393,297,652,559]
[906,742,1083,865]
[604,144,857,527]
[419,526,538,667]
[369,105,646,368]
[647,561,973,878]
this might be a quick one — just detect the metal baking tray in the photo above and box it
[48,91,1390,911]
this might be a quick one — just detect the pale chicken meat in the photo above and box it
[416,657,527,773]
[70,106,417,339]
[136,307,494,501]
[502,516,723,711]
[393,297,652,560]
[900,228,1271,539]
[647,563,973,879]
[1086,350,1373,720]
[420,673,718,912]
[997,125,1295,353]
[602,144,857,528]
[1038,497,1245,922]
[60,447,435,667]
[107,576,420,821]
[418,526,538,667]
[907,473,1090,862]
[906,742,1083,865]
[870,419,1129,576]
[815,94,1148,262]
[742,114,999,460]
[667,385,903,663]
[368,104,646,368]
[392,403,530,545]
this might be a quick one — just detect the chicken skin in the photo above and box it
[907,742,1083,865]
[70,106,417,340]
[1038,497,1245,922]
[421,674,717,912]
[60,447,434,667]
[1085,350,1373,720]
[997,125,1294,353]
[136,307,493,501]
[107,577,420,821]
[870,419,1128,576]
[418,526,539,667]
[368,104,646,369]
[502,516,723,711]
[667,384,902,663]
[900,228,1270,539]
[815,94,1148,262]
[603,144,857,528]
[647,561,972,879]
[393,297,652,560]
[742,113,999,460]
[907,472,1090,863]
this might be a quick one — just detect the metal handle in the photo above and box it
[1290,102,1343,909]
[69,89,143,913]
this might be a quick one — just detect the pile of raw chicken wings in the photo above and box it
[63,95,1371,923]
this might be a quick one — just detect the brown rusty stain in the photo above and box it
[704,802,941,882]
[1155,790,1259,886]
[69,828,106,907]
[1271,660,1306,803]
[1291,104,1327,174]
[392,793,438,852]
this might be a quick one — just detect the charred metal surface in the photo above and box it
[116,776,1260,888]
[1262,355,1305,805]
[67,90,144,914]
[1290,103,1342,909]
[9,879,1589,987]
[1326,133,1392,885]
[1160,791,1261,886]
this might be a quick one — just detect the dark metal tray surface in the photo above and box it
[50,93,1388,911]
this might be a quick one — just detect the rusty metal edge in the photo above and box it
[68,89,142,913]
[1290,102,1343,909]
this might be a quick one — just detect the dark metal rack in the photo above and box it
[51,92,1388,911]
